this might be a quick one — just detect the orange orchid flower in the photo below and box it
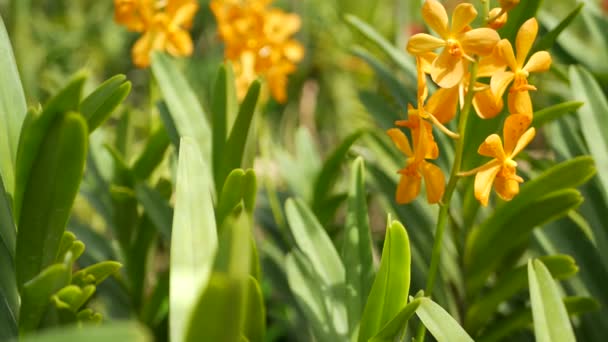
[460,114,535,206]
[387,127,445,204]
[406,0,500,88]
[491,18,552,115]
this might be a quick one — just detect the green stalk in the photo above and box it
[416,60,479,342]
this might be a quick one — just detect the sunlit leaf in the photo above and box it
[416,297,473,342]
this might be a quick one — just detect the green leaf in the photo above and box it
[0,176,18,339]
[14,74,86,220]
[132,125,170,179]
[569,66,608,198]
[344,14,416,78]
[528,259,576,342]
[16,111,88,288]
[533,3,585,53]
[341,157,374,331]
[135,182,173,241]
[170,137,218,342]
[71,261,122,287]
[212,65,229,193]
[370,298,421,342]
[498,0,542,42]
[17,322,151,342]
[80,74,131,132]
[151,53,212,165]
[55,285,96,312]
[415,297,474,342]
[19,264,71,334]
[0,15,27,200]
[243,276,265,342]
[218,81,260,192]
[358,220,411,342]
[532,101,584,127]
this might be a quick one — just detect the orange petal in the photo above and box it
[396,170,422,204]
[419,52,438,73]
[503,114,531,154]
[487,7,508,30]
[523,51,552,73]
[387,128,414,157]
[460,28,500,56]
[166,29,194,56]
[473,86,504,119]
[477,47,508,77]
[407,34,446,55]
[507,90,533,115]
[451,3,477,33]
[515,18,538,66]
[490,70,515,99]
[474,163,502,206]
[478,134,506,160]
[422,0,449,38]
[170,2,199,28]
[511,127,536,157]
[494,175,521,201]
[495,39,518,72]
[426,86,459,123]
[431,49,465,88]
[132,32,154,68]
[420,161,445,204]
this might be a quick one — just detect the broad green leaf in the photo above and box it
[358,220,411,342]
[0,175,17,339]
[312,131,364,209]
[19,264,71,334]
[341,157,374,331]
[170,137,218,342]
[151,53,212,165]
[569,66,608,199]
[135,183,173,240]
[528,259,576,342]
[16,112,88,288]
[132,125,170,179]
[218,81,260,192]
[416,297,474,342]
[243,276,265,342]
[532,101,584,127]
[14,74,86,220]
[466,254,578,333]
[499,0,542,42]
[344,15,416,78]
[17,322,151,342]
[71,261,122,287]
[0,15,27,200]
[370,298,421,342]
[80,74,131,132]
[533,3,584,53]
[212,65,229,193]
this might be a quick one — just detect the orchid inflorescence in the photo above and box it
[389,0,551,207]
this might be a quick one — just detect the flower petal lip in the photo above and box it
[422,0,449,38]
[407,34,446,55]
[396,169,422,204]
[523,51,552,73]
[431,49,465,88]
[478,134,506,160]
[474,163,502,206]
[490,70,515,100]
[473,86,503,119]
[494,176,520,201]
[387,128,414,157]
[507,90,533,116]
[503,114,532,155]
[451,3,478,34]
[420,161,445,204]
[515,18,539,66]
[511,127,536,157]
[460,28,500,56]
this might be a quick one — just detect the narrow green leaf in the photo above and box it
[370,298,421,342]
[151,53,212,165]
[132,125,170,179]
[528,259,576,342]
[0,16,27,200]
[216,169,246,228]
[170,137,218,342]
[134,183,173,240]
[212,65,229,194]
[19,264,71,334]
[341,157,374,330]
[55,285,96,312]
[533,3,585,53]
[71,261,122,287]
[17,322,151,342]
[532,101,584,127]
[243,276,265,342]
[157,101,180,149]
[0,175,18,339]
[80,74,131,132]
[16,112,88,288]
[416,297,473,342]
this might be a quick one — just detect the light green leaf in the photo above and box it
[16,111,88,288]
[243,276,265,342]
[416,297,474,342]
[532,101,584,127]
[71,261,122,287]
[358,220,411,342]
[533,3,585,53]
[370,298,421,342]
[341,157,374,331]
[170,137,218,342]
[0,15,27,200]
[17,322,151,342]
[528,259,576,342]
[80,74,131,132]
[55,285,96,312]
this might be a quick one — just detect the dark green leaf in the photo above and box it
[135,183,173,240]
[132,125,170,179]
[0,175,18,339]
[212,65,229,193]
[80,74,131,132]
[532,101,583,127]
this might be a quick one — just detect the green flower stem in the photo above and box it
[416,60,480,342]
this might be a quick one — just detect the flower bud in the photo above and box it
[499,0,520,11]
[487,8,507,30]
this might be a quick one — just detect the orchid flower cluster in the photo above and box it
[114,0,199,68]
[388,0,551,207]
[210,0,305,103]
